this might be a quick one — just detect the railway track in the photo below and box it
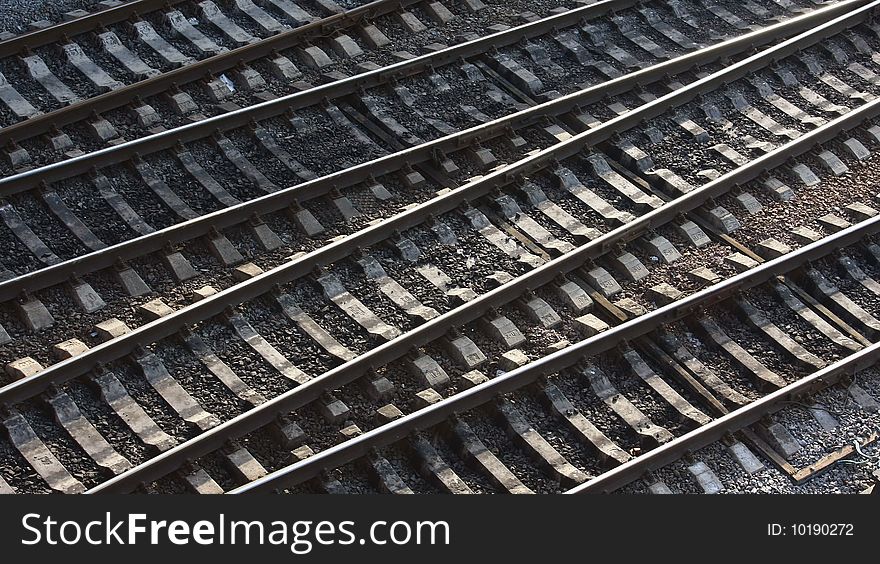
[1,0,570,156]
[0,0,678,169]
[0,0,843,376]
[0,0,854,358]
[234,214,880,494]
[1,0,880,495]
[571,341,880,494]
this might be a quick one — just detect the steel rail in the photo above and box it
[82,6,880,493]
[0,0,427,147]
[12,0,874,407]
[0,0,860,191]
[567,341,880,494]
[0,1,861,303]
[0,0,187,59]
[230,214,880,493]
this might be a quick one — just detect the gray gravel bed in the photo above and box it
[339,358,423,423]
[598,354,692,438]
[350,174,438,226]
[646,99,771,188]
[166,4,239,51]
[110,359,202,443]
[508,390,605,478]
[611,241,741,314]
[636,38,880,187]
[153,338,252,420]
[259,210,313,252]
[0,226,49,278]
[785,58,870,111]
[814,257,880,321]
[197,319,299,400]
[618,442,740,494]
[0,432,53,493]
[19,401,105,489]
[420,339,473,391]
[219,222,279,263]
[235,426,295,476]
[102,164,180,229]
[447,323,515,382]
[536,285,586,335]
[144,151,228,215]
[499,305,566,359]
[749,285,850,364]
[0,274,134,370]
[341,178,402,221]
[619,371,880,493]
[281,402,348,457]
[0,0,806,173]
[414,213,534,290]
[330,258,419,333]
[124,243,235,307]
[427,430,497,493]
[32,44,99,98]
[140,10,224,61]
[771,393,872,471]
[662,323,766,402]
[153,239,236,297]
[185,138,272,202]
[330,382,389,430]
[55,176,139,245]
[225,127,304,188]
[373,248,453,312]
[381,446,444,493]
[366,66,517,143]
[0,57,55,112]
[63,378,155,466]
[461,408,560,493]
[525,171,617,237]
[522,35,611,97]
[374,359,440,411]
[1,0,583,166]
[482,124,555,163]
[283,278,375,352]
[9,193,90,261]
[616,10,695,56]
[698,0,767,29]
[0,260,161,370]
[853,241,880,274]
[283,106,389,174]
[2,0,868,495]
[0,1,116,33]
[242,297,341,375]
[635,344,718,417]
[147,473,189,494]
[710,301,806,383]
[551,370,645,455]
[857,367,880,398]
[724,158,880,252]
[195,450,240,492]
[724,78,813,134]
[298,180,391,241]
[325,461,381,494]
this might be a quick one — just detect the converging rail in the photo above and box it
[0,2,856,301]
[85,0,880,493]
[230,214,880,493]
[2,0,879,496]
